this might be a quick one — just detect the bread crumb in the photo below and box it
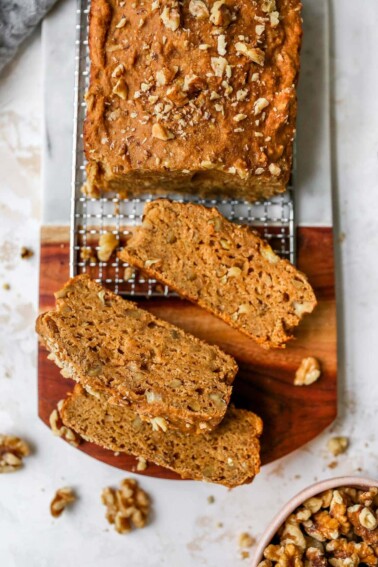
[2,283,10,290]
[20,246,34,259]
[136,456,148,471]
[239,532,255,548]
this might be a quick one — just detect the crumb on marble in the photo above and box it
[20,246,34,259]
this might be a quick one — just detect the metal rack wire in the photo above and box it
[70,0,295,296]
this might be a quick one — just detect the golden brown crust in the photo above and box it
[61,385,263,487]
[36,275,237,434]
[84,0,302,199]
[120,200,316,348]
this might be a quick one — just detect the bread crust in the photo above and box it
[84,0,302,199]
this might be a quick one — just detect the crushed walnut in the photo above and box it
[97,232,119,262]
[327,436,349,457]
[49,401,82,448]
[258,486,378,567]
[20,246,34,259]
[0,434,31,473]
[101,478,151,534]
[50,487,76,518]
[294,357,321,386]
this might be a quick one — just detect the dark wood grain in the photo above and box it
[38,226,337,478]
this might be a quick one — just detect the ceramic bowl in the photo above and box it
[253,476,378,567]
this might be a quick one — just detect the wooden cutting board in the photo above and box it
[38,225,337,479]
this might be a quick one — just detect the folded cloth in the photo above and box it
[0,0,58,72]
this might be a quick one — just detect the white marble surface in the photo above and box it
[0,1,378,566]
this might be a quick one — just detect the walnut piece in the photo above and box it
[239,532,255,548]
[0,434,30,473]
[327,436,349,457]
[101,478,150,534]
[188,0,209,19]
[97,232,119,262]
[294,357,321,386]
[152,123,175,141]
[49,401,82,448]
[20,246,34,259]
[160,1,180,31]
[50,487,76,518]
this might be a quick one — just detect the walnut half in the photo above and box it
[0,434,30,473]
[101,478,151,534]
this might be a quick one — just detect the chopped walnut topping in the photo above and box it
[101,478,150,534]
[152,122,175,140]
[217,35,227,56]
[156,69,167,85]
[211,56,228,77]
[188,0,209,19]
[270,11,280,27]
[269,163,281,176]
[97,232,119,262]
[50,487,76,518]
[254,97,270,115]
[233,114,247,122]
[259,487,378,567]
[262,0,276,13]
[236,89,248,101]
[327,437,349,457]
[0,434,30,473]
[210,0,232,27]
[160,2,180,31]
[112,78,128,100]
[235,43,265,66]
[115,17,127,28]
[294,357,321,386]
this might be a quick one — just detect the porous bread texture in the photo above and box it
[36,275,237,434]
[84,0,302,200]
[61,385,263,488]
[120,200,317,349]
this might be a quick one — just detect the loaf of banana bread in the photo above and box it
[84,0,302,200]
[120,200,317,348]
[36,275,237,434]
[61,385,263,488]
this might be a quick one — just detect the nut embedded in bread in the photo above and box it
[61,385,263,488]
[84,0,302,200]
[36,275,237,434]
[119,200,317,349]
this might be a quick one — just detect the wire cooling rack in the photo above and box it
[70,0,295,296]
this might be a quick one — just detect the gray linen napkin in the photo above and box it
[0,0,59,72]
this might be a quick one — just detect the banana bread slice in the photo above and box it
[61,385,263,488]
[120,200,317,349]
[36,275,237,434]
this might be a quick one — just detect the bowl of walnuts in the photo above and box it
[253,476,378,567]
